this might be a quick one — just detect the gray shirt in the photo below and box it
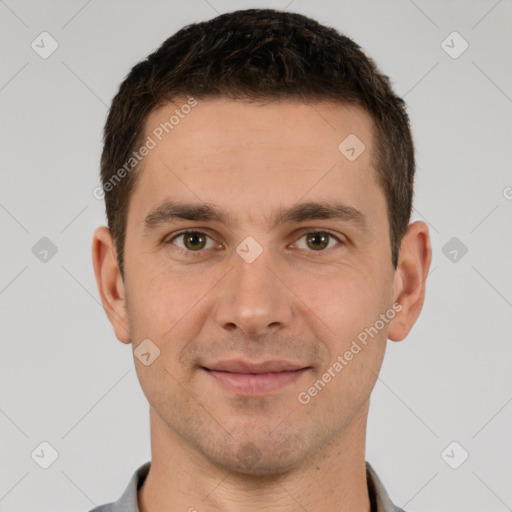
[88,461,405,512]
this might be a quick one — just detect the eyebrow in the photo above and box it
[142,199,367,233]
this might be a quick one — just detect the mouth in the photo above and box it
[201,360,311,395]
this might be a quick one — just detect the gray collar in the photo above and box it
[103,460,405,512]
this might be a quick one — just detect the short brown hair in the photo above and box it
[100,8,415,278]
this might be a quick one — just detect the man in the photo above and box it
[91,8,431,512]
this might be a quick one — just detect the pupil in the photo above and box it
[185,232,205,250]
[307,232,329,250]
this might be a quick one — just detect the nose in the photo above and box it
[212,246,294,339]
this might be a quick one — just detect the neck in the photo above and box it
[138,402,371,512]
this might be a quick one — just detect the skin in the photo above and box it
[92,98,431,512]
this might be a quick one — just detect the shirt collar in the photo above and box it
[108,460,404,512]
[366,462,406,512]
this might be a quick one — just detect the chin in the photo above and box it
[215,452,302,478]
[201,433,310,477]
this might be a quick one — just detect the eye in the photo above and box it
[168,230,218,252]
[166,229,344,255]
[291,230,344,252]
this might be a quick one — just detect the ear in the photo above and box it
[388,221,432,342]
[91,226,131,344]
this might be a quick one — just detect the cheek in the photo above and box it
[124,264,218,365]
[295,264,390,333]
[126,251,190,320]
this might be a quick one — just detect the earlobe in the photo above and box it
[388,221,432,342]
[91,226,131,344]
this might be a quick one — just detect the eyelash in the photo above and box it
[166,229,345,257]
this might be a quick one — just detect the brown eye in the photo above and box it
[170,231,215,252]
[305,232,330,251]
[183,232,207,250]
[293,230,342,252]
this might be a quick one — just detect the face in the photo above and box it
[95,98,427,476]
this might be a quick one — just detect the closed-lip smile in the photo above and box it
[202,359,311,394]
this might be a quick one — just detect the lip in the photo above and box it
[205,359,307,374]
[202,360,310,395]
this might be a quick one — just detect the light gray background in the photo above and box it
[1,1,511,511]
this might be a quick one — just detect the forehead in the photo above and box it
[143,97,374,161]
[129,98,384,229]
